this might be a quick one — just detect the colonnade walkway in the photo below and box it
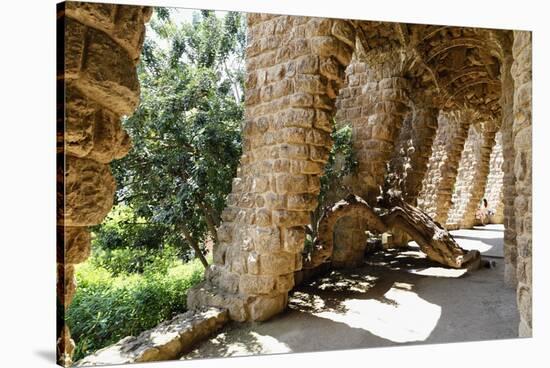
[182,224,518,359]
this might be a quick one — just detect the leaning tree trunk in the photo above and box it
[179,224,209,269]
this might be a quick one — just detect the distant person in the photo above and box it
[476,198,489,225]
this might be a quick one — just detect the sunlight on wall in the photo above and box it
[315,282,441,343]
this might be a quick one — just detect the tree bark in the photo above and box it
[179,223,209,269]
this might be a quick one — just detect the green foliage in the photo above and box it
[318,124,358,205]
[90,204,194,275]
[111,8,246,254]
[67,257,206,361]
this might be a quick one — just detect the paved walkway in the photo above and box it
[183,224,518,360]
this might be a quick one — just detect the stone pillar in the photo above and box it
[499,32,518,287]
[187,14,355,322]
[483,132,504,224]
[417,111,470,224]
[446,123,497,229]
[389,106,439,205]
[511,30,532,337]
[57,3,151,365]
[350,51,411,204]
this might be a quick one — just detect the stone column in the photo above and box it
[57,3,151,365]
[389,106,440,205]
[499,33,518,287]
[350,50,411,204]
[448,123,497,229]
[482,132,504,224]
[511,30,532,337]
[188,14,355,322]
[417,111,470,224]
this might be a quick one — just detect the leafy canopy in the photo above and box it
[107,8,246,262]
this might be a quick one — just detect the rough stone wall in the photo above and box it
[417,111,470,224]
[446,123,497,229]
[57,3,151,365]
[388,107,439,204]
[446,124,483,227]
[511,31,532,337]
[483,131,504,224]
[500,35,518,287]
[335,53,412,204]
[187,14,356,322]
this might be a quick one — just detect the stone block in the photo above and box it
[61,156,116,227]
[65,19,140,116]
[239,275,276,295]
[253,226,281,253]
[287,193,317,211]
[282,227,306,253]
[275,174,309,194]
[259,252,296,275]
[272,210,310,227]
[248,294,287,321]
[57,226,91,264]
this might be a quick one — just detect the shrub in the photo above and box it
[67,257,205,361]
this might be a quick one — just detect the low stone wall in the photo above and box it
[75,307,228,366]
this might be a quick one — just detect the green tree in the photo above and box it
[110,8,246,268]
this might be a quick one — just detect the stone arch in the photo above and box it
[187,14,357,322]
[314,195,387,268]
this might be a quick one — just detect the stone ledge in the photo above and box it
[74,307,228,366]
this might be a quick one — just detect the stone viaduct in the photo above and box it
[57,2,532,364]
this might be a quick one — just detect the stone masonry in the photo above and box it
[511,30,532,337]
[417,110,471,224]
[187,14,357,322]
[483,132,505,224]
[446,121,497,229]
[60,3,532,354]
[57,2,152,365]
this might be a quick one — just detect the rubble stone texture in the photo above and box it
[511,31,532,337]
[60,3,532,353]
[187,14,357,322]
[57,2,152,365]
[417,111,471,224]
[446,122,497,229]
[499,36,519,287]
[483,132,505,224]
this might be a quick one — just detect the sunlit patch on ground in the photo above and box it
[184,224,517,359]
[314,283,441,343]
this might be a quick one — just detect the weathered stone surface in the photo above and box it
[248,293,288,321]
[57,325,75,367]
[511,30,532,337]
[58,3,152,365]
[57,226,91,264]
[65,86,132,163]
[61,156,116,227]
[417,110,471,224]
[57,263,76,307]
[446,123,496,229]
[65,2,151,63]
[64,18,140,116]
[75,308,228,366]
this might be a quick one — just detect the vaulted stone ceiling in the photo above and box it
[353,21,509,124]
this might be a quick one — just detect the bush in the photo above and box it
[67,257,205,361]
[90,244,180,276]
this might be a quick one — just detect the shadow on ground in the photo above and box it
[182,225,518,360]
